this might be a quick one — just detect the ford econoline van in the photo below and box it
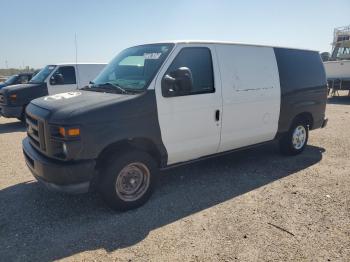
[22,41,328,211]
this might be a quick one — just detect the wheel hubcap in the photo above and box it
[115,162,150,202]
[292,125,306,150]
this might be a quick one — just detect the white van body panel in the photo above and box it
[215,44,281,152]
[155,43,223,165]
[46,63,106,95]
[155,43,281,164]
[76,64,107,87]
[323,60,350,79]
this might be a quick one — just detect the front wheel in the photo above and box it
[18,112,26,123]
[279,120,309,155]
[98,150,159,211]
[17,105,27,124]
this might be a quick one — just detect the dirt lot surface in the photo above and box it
[0,96,349,261]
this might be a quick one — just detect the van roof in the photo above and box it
[140,40,319,52]
[55,63,107,66]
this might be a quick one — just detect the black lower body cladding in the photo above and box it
[23,138,96,193]
[0,104,23,118]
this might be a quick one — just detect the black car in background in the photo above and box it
[0,72,37,89]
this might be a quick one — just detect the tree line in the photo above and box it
[0,67,37,77]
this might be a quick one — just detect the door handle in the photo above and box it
[215,110,220,121]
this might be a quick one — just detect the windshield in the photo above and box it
[4,75,18,85]
[29,65,56,83]
[91,43,174,92]
[331,44,350,60]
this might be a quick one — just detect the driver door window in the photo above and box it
[48,66,77,94]
[53,66,76,85]
[164,47,215,96]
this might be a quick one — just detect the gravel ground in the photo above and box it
[0,95,349,261]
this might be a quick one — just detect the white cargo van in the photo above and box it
[0,63,106,120]
[37,63,107,94]
[23,41,328,211]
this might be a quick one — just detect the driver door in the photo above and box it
[47,66,78,94]
[154,44,223,165]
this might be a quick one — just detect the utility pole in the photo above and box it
[74,33,78,65]
[5,60,8,69]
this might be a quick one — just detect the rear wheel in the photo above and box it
[279,119,309,155]
[98,150,158,211]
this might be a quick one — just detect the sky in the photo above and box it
[0,0,349,69]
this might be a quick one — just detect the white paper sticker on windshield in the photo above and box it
[144,53,162,59]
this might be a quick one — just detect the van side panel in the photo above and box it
[76,64,106,88]
[215,44,281,152]
[274,48,327,133]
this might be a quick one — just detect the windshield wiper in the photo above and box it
[29,80,43,84]
[94,82,128,94]
[81,82,142,94]
[80,86,118,93]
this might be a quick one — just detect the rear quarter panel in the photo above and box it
[274,48,327,132]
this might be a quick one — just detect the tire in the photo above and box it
[17,106,26,124]
[98,150,159,211]
[18,112,26,124]
[279,119,309,155]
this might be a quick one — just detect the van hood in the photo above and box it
[25,89,163,163]
[31,90,137,122]
[1,83,39,93]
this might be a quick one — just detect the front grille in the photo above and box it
[0,94,5,104]
[26,113,46,152]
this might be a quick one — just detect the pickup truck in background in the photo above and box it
[0,72,37,89]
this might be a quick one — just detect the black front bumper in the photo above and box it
[322,117,328,128]
[22,137,96,194]
[0,104,23,118]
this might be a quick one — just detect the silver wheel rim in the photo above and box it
[115,162,150,202]
[292,125,307,150]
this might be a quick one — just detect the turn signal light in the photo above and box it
[9,94,17,102]
[59,127,65,137]
[59,127,80,137]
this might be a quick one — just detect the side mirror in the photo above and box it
[50,73,64,85]
[161,67,193,97]
[321,52,330,62]
[19,77,28,84]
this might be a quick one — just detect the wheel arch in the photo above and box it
[292,112,314,130]
[95,137,165,170]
